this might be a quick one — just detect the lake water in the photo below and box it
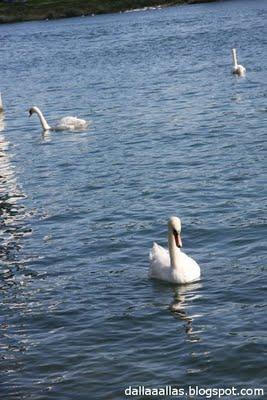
[0,0,266,399]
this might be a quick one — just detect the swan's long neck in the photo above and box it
[34,107,51,130]
[232,48,238,68]
[168,228,181,271]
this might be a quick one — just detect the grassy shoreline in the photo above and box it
[0,0,219,24]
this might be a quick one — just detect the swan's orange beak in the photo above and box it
[174,231,182,248]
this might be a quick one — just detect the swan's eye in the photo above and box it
[173,229,178,235]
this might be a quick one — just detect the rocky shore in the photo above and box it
[0,0,219,24]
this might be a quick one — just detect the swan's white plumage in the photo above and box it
[54,116,89,131]
[149,242,171,280]
[29,106,89,131]
[231,48,246,76]
[149,217,201,284]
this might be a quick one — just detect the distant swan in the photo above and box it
[149,216,201,284]
[231,48,246,76]
[28,106,89,131]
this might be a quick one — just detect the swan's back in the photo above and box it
[234,65,246,76]
[55,116,89,131]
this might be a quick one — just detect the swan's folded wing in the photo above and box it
[149,242,170,279]
[149,242,169,263]
[56,117,89,131]
[149,243,170,279]
[179,251,201,282]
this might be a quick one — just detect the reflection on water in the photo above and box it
[42,130,52,142]
[0,129,33,385]
[0,130,28,287]
[169,282,202,342]
[0,111,5,132]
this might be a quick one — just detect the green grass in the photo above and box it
[0,0,217,23]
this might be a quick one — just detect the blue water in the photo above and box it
[0,0,266,398]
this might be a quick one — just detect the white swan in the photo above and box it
[231,48,246,76]
[149,216,201,284]
[28,106,89,131]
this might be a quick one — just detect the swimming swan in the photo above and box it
[28,106,89,131]
[149,217,201,284]
[231,48,246,76]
